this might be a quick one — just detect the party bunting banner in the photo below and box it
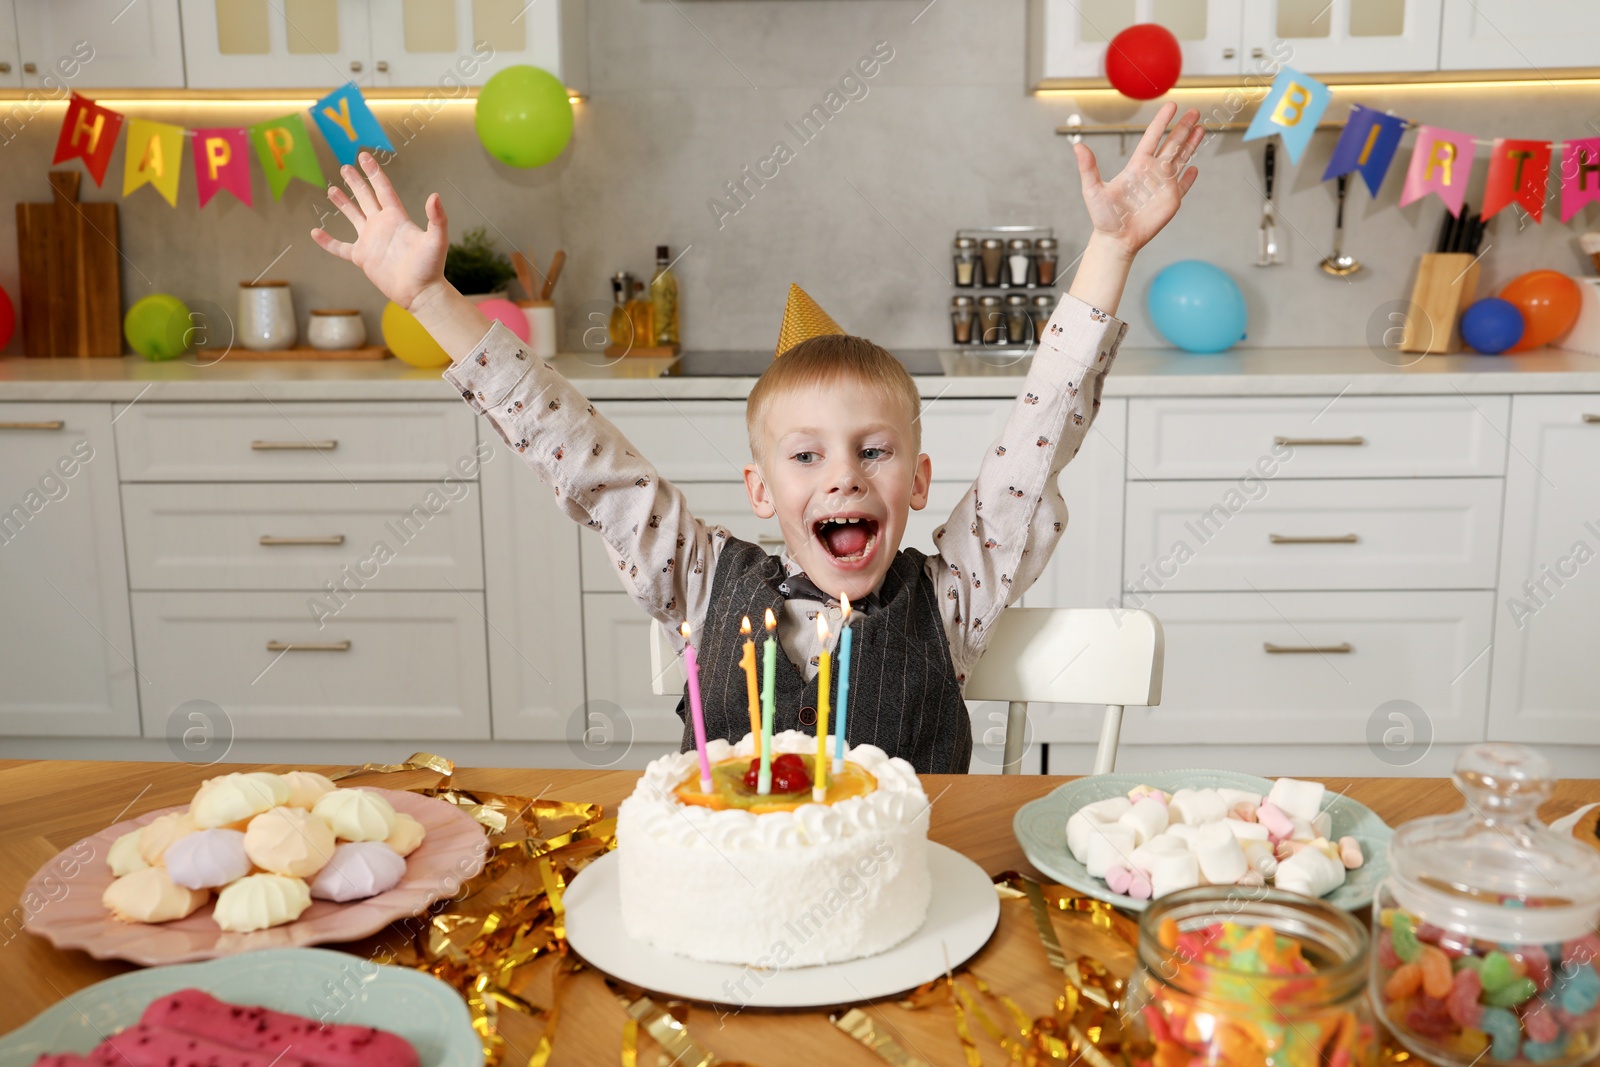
[310,82,394,166]
[52,93,123,187]
[192,127,253,209]
[1482,138,1552,222]
[1321,104,1406,196]
[1400,125,1477,216]
[1243,66,1331,164]
[249,113,326,200]
[122,118,186,206]
[1561,137,1600,223]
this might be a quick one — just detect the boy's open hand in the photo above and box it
[1074,102,1203,260]
[311,152,450,313]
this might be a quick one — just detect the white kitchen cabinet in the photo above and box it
[366,0,561,87]
[1242,0,1441,75]
[180,0,372,89]
[0,0,20,89]
[14,0,185,89]
[1028,0,1246,84]
[1488,395,1600,744]
[582,591,683,747]
[1440,0,1600,71]
[0,404,139,738]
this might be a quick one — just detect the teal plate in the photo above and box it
[1013,769,1393,913]
[0,947,480,1066]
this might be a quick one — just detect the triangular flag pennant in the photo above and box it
[1560,137,1600,222]
[248,113,326,200]
[1243,67,1331,164]
[1400,126,1477,217]
[311,82,394,166]
[1482,138,1551,222]
[775,284,845,357]
[122,118,185,206]
[1322,105,1406,196]
[52,93,123,187]
[192,128,253,209]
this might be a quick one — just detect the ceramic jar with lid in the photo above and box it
[306,309,366,350]
[238,281,296,351]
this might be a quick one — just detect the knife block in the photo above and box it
[1400,253,1480,355]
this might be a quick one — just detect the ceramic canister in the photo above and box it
[238,281,296,351]
[306,309,367,350]
[519,299,557,359]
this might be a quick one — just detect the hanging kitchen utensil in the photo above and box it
[1256,143,1281,267]
[1320,175,1361,277]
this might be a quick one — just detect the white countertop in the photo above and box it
[2,346,1599,402]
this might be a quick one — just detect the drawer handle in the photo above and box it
[1268,533,1360,545]
[259,535,346,546]
[0,420,65,430]
[252,439,338,451]
[1264,641,1353,655]
[757,536,787,549]
[1274,436,1366,447]
[266,640,351,652]
[1584,414,1600,424]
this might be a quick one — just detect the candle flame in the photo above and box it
[841,593,852,620]
[740,615,752,636]
[817,613,830,641]
[764,607,777,631]
[680,621,692,639]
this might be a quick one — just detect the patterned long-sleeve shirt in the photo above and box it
[443,293,1125,685]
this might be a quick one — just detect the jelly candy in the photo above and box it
[1520,997,1561,1044]
[1523,1038,1568,1063]
[1558,962,1600,1016]
[1564,934,1600,968]
[1480,951,1516,993]
[1448,968,1484,1029]
[1518,945,1554,991]
[1377,930,1401,971]
[1455,955,1485,974]
[1418,945,1454,999]
[1448,1028,1489,1058]
[1484,977,1539,1008]
[1404,995,1455,1039]
[1479,1005,1522,1060]
[1392,912,1422,964]
[1385,963,1423,1000]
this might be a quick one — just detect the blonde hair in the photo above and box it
[746,335,922,462]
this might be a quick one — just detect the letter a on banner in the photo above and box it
[1561,137,1600,222]
[192,127,253,208]
[122,118,185,206]
[1243,67,1331,164]
[52,93,124,186]
[1401,125,1477,216]
[1481,138,1551,222]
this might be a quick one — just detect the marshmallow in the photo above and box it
[1151,852,1201,898]
[1338,835,1364,869]
[1128,785,1169,805]
[1166,823,1201,845]
[1216,788,1262,812]
[1224,818,1270,842]
[1129,834,1189,873]
[1255,802,1295,841]
[1105,864,1135,895]
[1085,825,1137,878]
[1080,796,1134,823]
[1274,844,1346,898]
[1266,778,1325,823]
[1289,817,1316,842]
[1242,840,1278,878]
[1168,788,1228,826]
[1117,797,1170,846]
[1066,811,1100,864]
[1126,870,1153,900]
[1192,822,1249,885]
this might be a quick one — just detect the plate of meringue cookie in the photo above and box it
[22,770,489,965]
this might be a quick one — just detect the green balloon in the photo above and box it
[124,293,191,361]
[475,65,573,169]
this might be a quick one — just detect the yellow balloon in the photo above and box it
[382,301,450,367]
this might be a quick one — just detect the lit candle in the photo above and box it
[832,595,853,775]
[814,613,831,803]
[738,616,761,761]
[759,607,777,795]
[680,622,713,794]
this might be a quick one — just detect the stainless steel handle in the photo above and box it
[1265,641,1353,655]
[1584,414,1600,423]
[260,535,346,546]
[1274,435,1366,447]
[22,61,36,74]
[1269,533,1359,545]
[350,60,363,72]
[0,63,11,73]
[1222,48,1236,59]
[757,536,787,549]
[376,60,389,72]
[0,420,65,430]
[1250,47,1265,59]
[252,439,337,451]
[266,640,351,652]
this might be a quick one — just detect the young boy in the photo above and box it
[312,104,1204,773]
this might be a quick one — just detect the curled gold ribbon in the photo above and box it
[831,1009,935,1067]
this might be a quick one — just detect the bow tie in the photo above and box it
[775,571,881,616]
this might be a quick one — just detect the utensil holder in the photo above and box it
[517,299,557,359]
[1400,253,1479,355]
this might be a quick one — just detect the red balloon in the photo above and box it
[0,285,13,352]
[1105,24,1183,101]
[1500,270,1581,352]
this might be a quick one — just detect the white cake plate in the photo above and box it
[565,843,1000,1008]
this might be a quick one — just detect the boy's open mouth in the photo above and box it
[814,516,879,564]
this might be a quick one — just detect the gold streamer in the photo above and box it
[831,1009,936,1067]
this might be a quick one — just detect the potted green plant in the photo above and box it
[444,227,516,299]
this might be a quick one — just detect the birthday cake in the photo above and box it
[616,729,931,967]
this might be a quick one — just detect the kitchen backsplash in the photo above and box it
[0,0,1595,356]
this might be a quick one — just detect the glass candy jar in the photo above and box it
[1125,887,1377,1067]
[1372,743,1600,1067]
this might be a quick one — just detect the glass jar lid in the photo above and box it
[1004,293,1029,307]
[1031,294,1055,308]
[951,294,974,307]
[979,238,1004,249]
[1036,237,1058,251]
[954,237,977,250]
[1007,237,1032,252]
[1387,743,1600,943]
[977,295,1002,307]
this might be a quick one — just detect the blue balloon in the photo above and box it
[1460,297,1525,355]
[1147,260,1248,354]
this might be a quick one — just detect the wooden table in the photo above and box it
[2,760,1595,1065]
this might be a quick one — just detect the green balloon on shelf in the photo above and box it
[474,65,574,169]
[124,293,192,361]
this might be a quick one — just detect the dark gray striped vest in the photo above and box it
[676,537,973,774]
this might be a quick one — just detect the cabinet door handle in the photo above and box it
[252,439,337,451]
[0,420,65,430]
[1274,435,1366,447]
[1264,641,1353,655]
[0,63,11,74]
[350,60,363,72]
[22,61,36,74]
[259,535,346,546]
[266,640,351,652]
[1222,47,1236,59]
[376,60,389,72]
[757,536,787,550]
[1583,414,1600,423]
[1269,533,1359,545]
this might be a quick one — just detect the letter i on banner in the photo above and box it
[1243,67,1331,164]
[248,114,326,200]
[1400,126,1477,216]
[122,118,186,206]
[1482,138,1551,222]
[311,83,394,166]
[1561,137,1600,222]
[51,93,124,186]
[193,128,253,208]
[1321,104,1406,196]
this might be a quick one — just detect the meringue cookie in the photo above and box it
[313,788,397,842]
[137,811,199,866]
[212,873,311,933]
[165,829,252,890]
[192,772,290,829]
[384,812,426,858]
[108,829,150,877]
[280,770,338,811]
[243,806,336,878]
[309,841,407,902]
[103,866,209,923]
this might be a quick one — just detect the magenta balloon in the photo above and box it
[477,298,532,343]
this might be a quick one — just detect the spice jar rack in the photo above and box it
[949,226,1058,352]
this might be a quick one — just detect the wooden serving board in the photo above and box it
[15,170,122,357]
[223,345,390,361]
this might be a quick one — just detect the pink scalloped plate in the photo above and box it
[23,788,488,966]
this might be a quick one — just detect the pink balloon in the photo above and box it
[477,298,531,343]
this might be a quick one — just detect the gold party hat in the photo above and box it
[775,284,845,357]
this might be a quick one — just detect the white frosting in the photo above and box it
[617,730,931,968]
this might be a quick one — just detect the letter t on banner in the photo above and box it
[1481,138,1551,222]
[1400,125,1477,216]
[1243,67,1331,164]
[1561,137,1600,222]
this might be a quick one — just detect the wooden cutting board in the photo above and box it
[15,170,122,357]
